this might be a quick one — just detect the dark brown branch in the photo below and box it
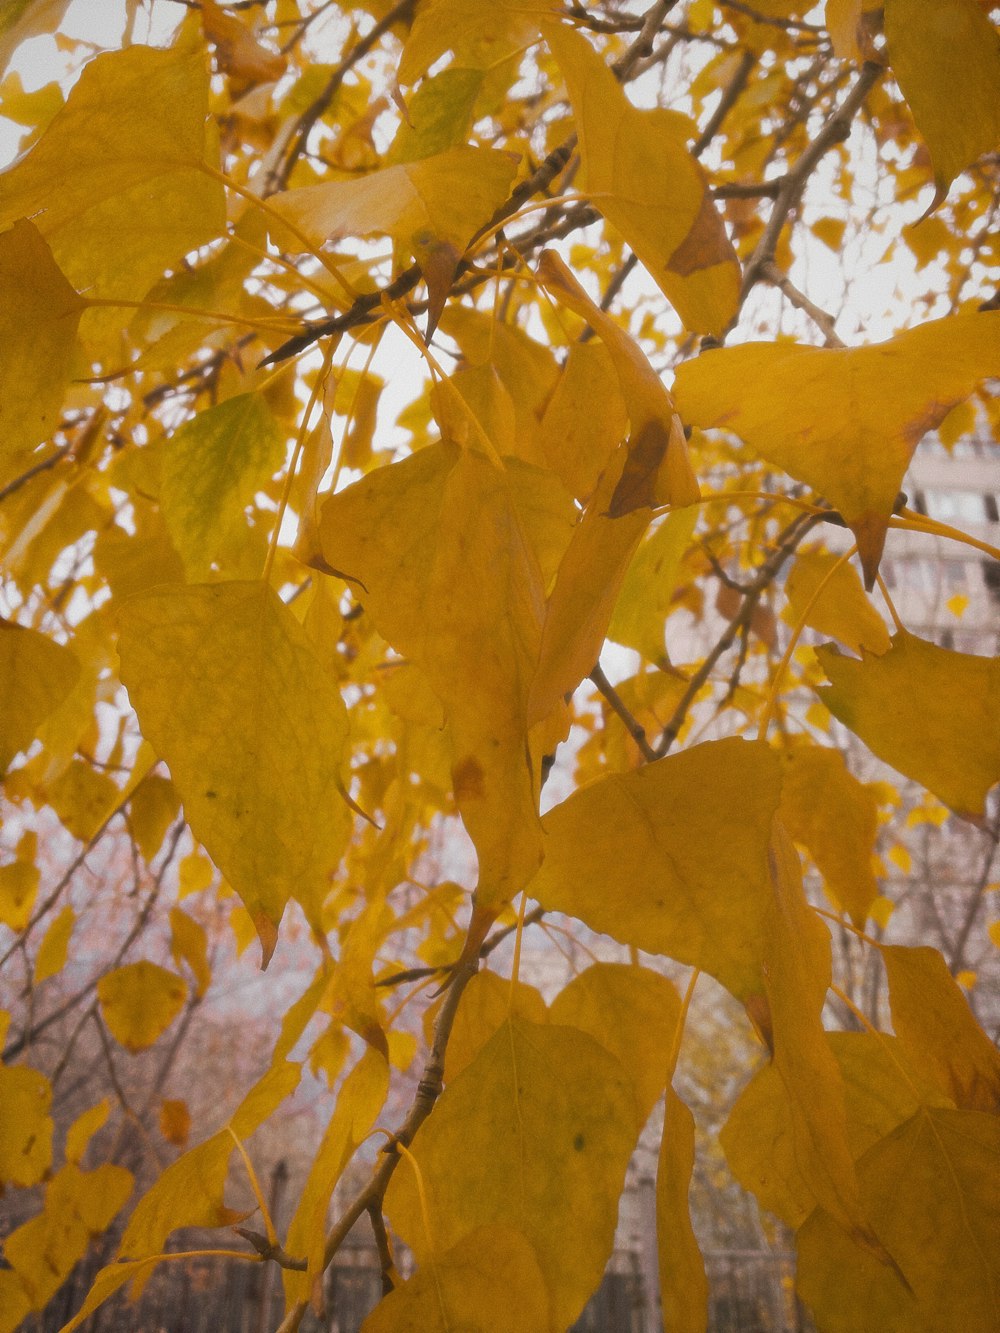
[268,0,416,193]
[590,663,658,763]
[233,1228,307,1271]
[693,48,755,157]
[654,509,824,755]
[740,61,881,306]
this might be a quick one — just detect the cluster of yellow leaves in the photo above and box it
[1,1,999,1331]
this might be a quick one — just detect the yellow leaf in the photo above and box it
[815,631,1000,819]
[0,859,38,931]
[536,251,698,513]
[158,1099,191,1147]
[549,962,680,1127]
[361,1226,551,1332]
[385,1016,638,1330]
[127,774,180,863]
[270,147,517,273]
[160,394,286,581]
[201,0,286,92]
[538,341,628,501]
[722,1032,949,1229]
[65,1100,110,1166]
[784,548,890,656]
[97,962,187,1052]
[46,759,121,842]
[608,506,700,662]
[168,907,211,998]
[0,42,225,333]
[0,1064,52,1186]
[57,1255,163,1333]
[0,617,80,773]
[657,1089,708,1333]
[178,849,214,899]
[780,746,880,926]
[117,581,352,956]
[884,0,1000,205]
[282,1049,389,1307]
[319,444,544,907]
[33,905,74,984]
[529,737,782,1000]
[444,969,548,1082]
[0,220,84,465]
[989,920,1000,949]
[797,1109,1000,1332]
[758,820,868,1241]
[545,24,740,335]
[947,592,969,618]
[674,311,1000,584]
[119,1061,300,1258]
[812,215,847,250]
[398,0,558,84]
[5,1162,132,1311]
[0,1,72,74]
[881,944,1000,1113]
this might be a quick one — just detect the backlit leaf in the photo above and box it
[282,1049,389,1307]
[119,1061,300,1258]
[545,23,740,335]
[444,969,548,1082]
[319,443,544,906]
[33,905,74,983]
[815,631,1000,819]
[797,1109,1000,1332]
[0,41,225,329]
[0,1065,52,1187]
[0,617,80,773]
[884,0,1000,205]
[881,944,1000,1113]
[385,1016,638,1329]
[97,962,187,1052]
[361,1227,551,1333]
[270,147,517,273]
[160,394,286,581]
[0,220,84,466]
[169,907,211,999]
[674,311,1000,583]
[117,581,352,956]
[549,962,680,1126]
[398,0,558,84]
[657,1089,708,1333]
[780,746,880,926]
[529,737,782,1000]
[65,1099,110,1166]
[784,547,890,656]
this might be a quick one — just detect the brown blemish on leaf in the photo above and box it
[608,419,667,516]
[666,188,740,278]
[453,754,486,801]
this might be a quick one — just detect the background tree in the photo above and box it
[1,1,999,1330]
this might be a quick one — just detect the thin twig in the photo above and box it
[590,663,658,763]
[760,259,845,347]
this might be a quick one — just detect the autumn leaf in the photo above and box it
[319,442,544,907]
[884,0,1000,207]
[0,619,80,775]
[797,1109,1000,1331]
[783,547,890,656]
[0,1065,53,1187]
[674,311,1000,583]
[385,1016,638,1329]
[880,944,1000,1113]
[815,630,1000,820]
[545,22,740,335]
[97,962,187,1051]
[160,394,286,581]
[0,39,225,333]
[0,220,84,467]
[780,745,881,926]
[658,1089,708,1333]
[398,0,558,85]
[361,1226,551,1332]
[117,580,353,958]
